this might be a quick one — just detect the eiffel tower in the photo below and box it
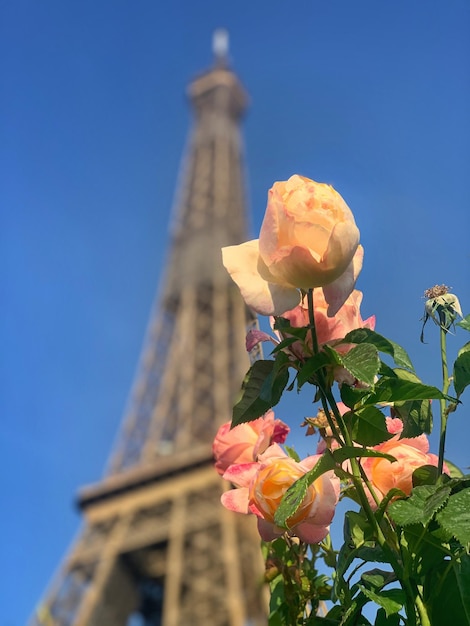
[31,32,266,626]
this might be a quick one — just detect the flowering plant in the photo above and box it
[215,175,470,625]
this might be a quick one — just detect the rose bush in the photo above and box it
[222,175,363,316]
[221,448,340,544]
[362,417,442,507]
[212,410,289,476]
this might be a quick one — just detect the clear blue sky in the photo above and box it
[1,1,469,623]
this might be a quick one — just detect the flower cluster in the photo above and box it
[213,412,340,543]
[213,174,468,625]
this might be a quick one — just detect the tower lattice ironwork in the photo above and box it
[31,38,267,626]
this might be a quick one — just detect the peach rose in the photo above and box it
[362,418,441,508]
[222,175,363,316]
[212,410,289,476]
[222,449,340,543]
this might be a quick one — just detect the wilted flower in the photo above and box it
[421,284,463,341]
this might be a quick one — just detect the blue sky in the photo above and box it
[1,1,469,623]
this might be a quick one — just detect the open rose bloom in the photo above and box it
[222,175,363,316]
[212,410,289,476]
[362,418,443,508]
[222,448,340,543]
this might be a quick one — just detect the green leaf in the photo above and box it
[340,384,371,409]
[361,569,396,591]
[284,446,301,462]
[388,484,451,526]
[337,343,380,386]
[390,368,433,436]
[350,406,394,446]
[394,398,433,437]
[232,358,287,427]
[270,335,300,354]
[454,341,470,398]
[332,446,396,465]
[367,377,448,404]
[357,586,404,618]
[297,350,339,388]
[273,316,309,339]
[457,314,470,332]
[412,464,441,486]
[274,452,337,528]
[445,459,464,478]
[425,555,470,626]
[374,608,400,626]
[454,555,470,625]
[343,328,414,371]
[436,488,470,545]
[259,351,290,403]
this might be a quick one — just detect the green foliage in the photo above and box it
[453,341,470,398]
[231,353,290,426]
[334,343,380,386]
[436,487,470,545]
[297,351,338,388]
[457,313,470,332]
[350,406,394,446]
[343,328,414,371]
[388,484,451,526]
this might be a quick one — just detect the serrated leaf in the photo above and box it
[357,586,404,618]
[394,398,432,437]
[332,446,396,465]
[337,343,380,385]
[350,406,394,446]
[368,377,448,404]
[454,341,470,398]
[297,350,337,388]
[232,360,277,426]
[436,488,470,545]
[389,484,450,526]
[274,452,337,528]
[259,351,290,403]
[389,369,433,436]
[340,384,371,409]
[344,328,414,371]
[412,464,441,486]
[457,314,470,332]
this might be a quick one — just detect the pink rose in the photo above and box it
[212,410,289,476]
[221,449,340,544]
[277,289,375,360]
[362,418,442,508]
[222,175,363,316]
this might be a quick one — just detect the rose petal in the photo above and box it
[221,488,250,513]
[295,522,330,544]
[222,240,300,315]
[322,245,364,316]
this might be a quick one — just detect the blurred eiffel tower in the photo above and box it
[31,31,266,626]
